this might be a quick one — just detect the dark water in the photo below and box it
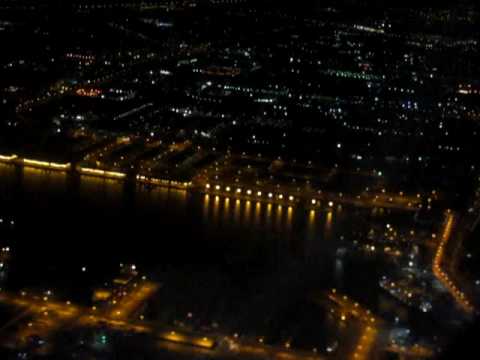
[0,162,348,301]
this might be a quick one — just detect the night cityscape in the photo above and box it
[0,0,479,359]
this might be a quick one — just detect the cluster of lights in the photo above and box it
[23,159,71,171]
[76,88,102,97]
[379,278,421,309]
[65,53,95,61]
[1,154,71,170]
[0,154,18,162]
[2,153,195,190]
[137,175,191,189]
[322,69,382,81]
[161,330,215,349]
[79,167,126,179]
[204,184,341,210]
[353,24,385,34]
[458,84,479,95]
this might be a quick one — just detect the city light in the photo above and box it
[79,167,126,179]
[23,158,71,170]
[0,5,475,359]
[0,154,18,162]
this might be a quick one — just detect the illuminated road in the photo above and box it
[432,212,474,314]
[223,338,324,360]
[327,289,381,360]
[0,292,80,348]
[107,281,159,320]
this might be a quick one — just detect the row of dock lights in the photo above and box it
[206,184,337,207]
[206,184,297,202]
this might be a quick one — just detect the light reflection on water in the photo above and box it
[243,200,252,227]
[223,197,230,223]
[0,164,342,249]
[213,195,221,226]
[325,211,333,235]
[254,201,261,227]
[275,204,283,233]
[22,167,68,196]
[78,174,123,205]
[199,194,334,244]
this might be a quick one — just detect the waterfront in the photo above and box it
[0,162,364,357]
[0,162,467,358]
[1,1,479,357]
[0,162,347,296]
